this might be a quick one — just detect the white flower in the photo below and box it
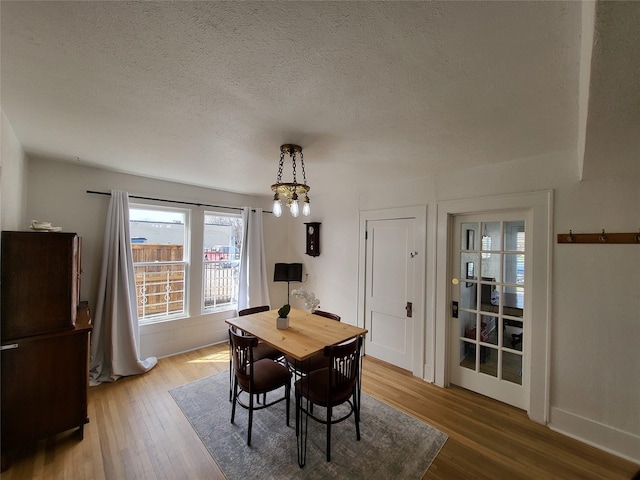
[291,288,320,312]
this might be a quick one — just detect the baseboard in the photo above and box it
[550,407,640,464]
[156,339,227,360]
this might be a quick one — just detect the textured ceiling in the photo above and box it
[1,1,636,197]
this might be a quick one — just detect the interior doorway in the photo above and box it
[449,212,527,409]
[358,206,426,377]
[434,191,552,423]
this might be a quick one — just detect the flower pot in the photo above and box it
[276,316,289,329]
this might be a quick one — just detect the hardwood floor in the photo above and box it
[2,343,638,479]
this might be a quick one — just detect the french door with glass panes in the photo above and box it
[449,212,527,409]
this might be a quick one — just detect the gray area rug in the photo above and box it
[170,372,448,479]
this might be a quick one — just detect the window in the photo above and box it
[130,206,189,323]
[203,213,243,310]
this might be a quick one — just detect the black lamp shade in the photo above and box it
[274,263,303,282]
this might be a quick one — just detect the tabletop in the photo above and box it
[225,308,367,361]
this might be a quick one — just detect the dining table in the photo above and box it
[225,307,368,467]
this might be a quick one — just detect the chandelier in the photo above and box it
[271,144,311,217]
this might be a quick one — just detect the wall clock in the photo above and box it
[305,222,320,257]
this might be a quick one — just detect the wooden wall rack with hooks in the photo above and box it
[557,229,640,244]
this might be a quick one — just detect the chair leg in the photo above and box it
[353,390,361,441]
[326,405,332,462]
[285,383,290,427]
[231,381,238,423]
[248,391,254,446]
[295,393,300,437]
[229,347,233,402]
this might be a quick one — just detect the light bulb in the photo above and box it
[290,199,300,217]
[273,198,282,217]
[302,195,311,216]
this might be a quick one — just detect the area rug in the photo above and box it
[170,371,447,479]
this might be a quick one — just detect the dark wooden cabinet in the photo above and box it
[1,231,91,469]
[1,231,81,340]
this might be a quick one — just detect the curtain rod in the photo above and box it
[86,190,272,214]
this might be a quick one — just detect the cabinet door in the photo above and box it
[1,331,89,448]
[1,231,79,340]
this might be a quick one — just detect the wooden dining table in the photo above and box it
[225,308,368,467]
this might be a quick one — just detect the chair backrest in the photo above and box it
[229,328,258,388]
[313,310,341,322]
[323,335,362,399]
[238,305,270,316]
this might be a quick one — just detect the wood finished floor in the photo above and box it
[2,343,638,479]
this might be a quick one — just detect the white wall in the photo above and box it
[23,149,640,463]
[297,149,640,462]
[25,158,289,358]
[283,188,362,324]
[0,111,27,231]
[550,174,640,461]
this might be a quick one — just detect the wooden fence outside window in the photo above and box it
[131,244,238,320]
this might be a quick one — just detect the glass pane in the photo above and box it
[459,310,476,337]
[134,264,185,319]
[503,285,524,318]
[203,213,243,309]
[504,319,523,351]
[503,351,522,385]
[479,281,498,311]
[460,252,478,281]
[204,214,242,265]
[504,221,525,251]
[480,253,501,282]
[479,347,497,377]
[481,222,501,252]
[460,282,477,310]
[480,315,498,346]
[462,223,478,250]
[130,206,188,322]
[459,340,475,370]
[130,208,186,260]
[504,253,524,285]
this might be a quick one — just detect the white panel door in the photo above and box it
[364,218,415,371]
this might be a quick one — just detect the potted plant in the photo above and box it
[277,303,290,329]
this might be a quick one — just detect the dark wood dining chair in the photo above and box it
[229,328,292,446]
[237,305,270,316]
[228,305,284,401]
[238,306,284,361]
[295,335,363,461]
[285,311,341,375]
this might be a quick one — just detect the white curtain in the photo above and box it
[238,207,271,310]
[89,190,157,385]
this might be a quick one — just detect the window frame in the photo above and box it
[129,203,191,324]
[202,211,243,313]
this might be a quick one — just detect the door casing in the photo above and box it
[435,191,552,424]
[358,206,426,378]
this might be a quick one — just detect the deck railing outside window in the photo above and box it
[134,263,186,320]
[133,260,239,320]
[203,261,239,309]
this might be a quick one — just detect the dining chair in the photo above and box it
[228,305,285,401]
[229,328,292,446]
[238,306,284,361]
[295,335,363,462]
[285,311,341,375]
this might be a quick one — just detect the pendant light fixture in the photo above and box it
[271,144,311,217]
